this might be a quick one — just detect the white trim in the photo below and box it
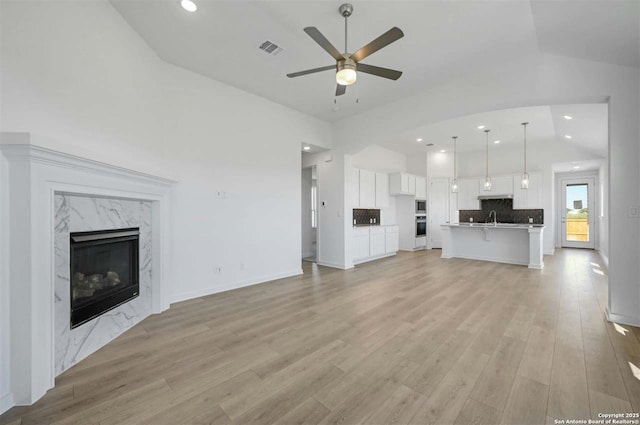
[440,253,529,267]
[0,143,175,186]
[597,248,610,267]
[0,392,14,415]
[606,308,640,328]
[316,261,354,270]
[353,252,396,265]
[170,269,303,305]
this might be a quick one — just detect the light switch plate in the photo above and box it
[629,206,639,218]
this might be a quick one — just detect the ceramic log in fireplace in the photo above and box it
[70,228,140,328]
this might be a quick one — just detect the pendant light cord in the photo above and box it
[522,122,528,174]
[485,130,490,178]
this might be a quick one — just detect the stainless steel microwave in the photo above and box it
[415,199,426,214]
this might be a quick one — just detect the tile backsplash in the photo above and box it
[459,199,543,224]
[353,209,381,226]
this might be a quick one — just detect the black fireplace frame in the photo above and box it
[70,228,140,328]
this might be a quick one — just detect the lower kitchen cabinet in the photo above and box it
[353,225,399,264]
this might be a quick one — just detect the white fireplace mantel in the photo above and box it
[0,133,175,408]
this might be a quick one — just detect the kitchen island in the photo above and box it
[441,224,545,269]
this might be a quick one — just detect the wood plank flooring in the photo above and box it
[2,248,639,425]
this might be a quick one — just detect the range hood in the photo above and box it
[477,194,513,200]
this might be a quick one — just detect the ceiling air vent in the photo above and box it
[259,40,284,56]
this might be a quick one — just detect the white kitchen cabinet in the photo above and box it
[457,178,480,210]
[375,173,390,208]
[513,173,541,209]
[415,177,426,200]
[369,227,386,257]
[480,175,513,195]
[408,175,416,195]
[351,168,360,207]
[385,226,399,253]
[390,173,417,196]
[353,228,370,260]
[359,170,376,208]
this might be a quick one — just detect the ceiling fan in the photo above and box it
[287,3,404,97]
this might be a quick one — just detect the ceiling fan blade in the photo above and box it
[303,27,345,61]
[287,65,336,78]
[351,27,404,62]
[356,63,403,80]
[336,84,346,96]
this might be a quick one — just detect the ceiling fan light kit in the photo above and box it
[287,3,404,96]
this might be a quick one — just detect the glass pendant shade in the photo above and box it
[521,172,530,189]
[451,179,458,193]
[484,176,492,191]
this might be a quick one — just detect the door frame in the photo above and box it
[428,177,451,249]
[558,175,596,249]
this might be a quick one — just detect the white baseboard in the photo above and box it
[170,268,303,305]
[353,252,396,265]
[597,249,609,267]
[606,307,640,327]
[439,253,529,267]
[0,392,14,415]
[316,261,354,270]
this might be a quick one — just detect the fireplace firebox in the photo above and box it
[70,228,140,328]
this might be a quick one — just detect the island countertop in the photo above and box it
[442,223,545,230]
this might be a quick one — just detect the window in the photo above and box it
[311,179,317,229]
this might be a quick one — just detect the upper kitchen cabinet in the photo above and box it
[457,178,480,210]
[375,173,389,208]
[480,175,513,195]
[359,169,376,208]
[389,173,416,196]
[351,168,360,207]
[415,177,426,200]
[513,173,541,209]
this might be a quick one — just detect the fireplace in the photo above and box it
[70,228,140,328]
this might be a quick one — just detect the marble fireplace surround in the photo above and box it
[0,133,174,407]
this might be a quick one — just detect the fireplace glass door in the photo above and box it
[70,228,139,328]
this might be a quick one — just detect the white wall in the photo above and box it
[598,161,610,263]
[0,152,10,412]
[0,0,332,409]
[301,167,314,259]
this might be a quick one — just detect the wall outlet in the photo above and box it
[629,206,639,218]
[214,266,222,274]
[216,191,226,199]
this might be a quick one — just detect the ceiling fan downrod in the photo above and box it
[339,3,353,54]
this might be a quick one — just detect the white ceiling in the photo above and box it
[531,0,639,68]
[110,1,638,122]
[378,103,608,156]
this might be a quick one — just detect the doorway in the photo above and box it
[429,177,450,249]
[301,166,318,262]
[561,177,595,249]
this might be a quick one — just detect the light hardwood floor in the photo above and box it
[2,249,639,425]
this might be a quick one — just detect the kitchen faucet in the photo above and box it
[488,210,497,226]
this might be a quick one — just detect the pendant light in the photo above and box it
[483,129,492,191]
[451,136,459,193]
[520,122,530,189]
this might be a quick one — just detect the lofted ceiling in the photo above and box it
[110,1,637,122]
[379,104,608,156]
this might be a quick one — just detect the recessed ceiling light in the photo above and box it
[303,146,310,151]
[477,125,485,130]
[564,115,573,120]
[180,0,197,12]
[493,140,501,144]
[565,135,572,139]
[416,138,423,142]
[440,149,447,153]
[572,166,580,170]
